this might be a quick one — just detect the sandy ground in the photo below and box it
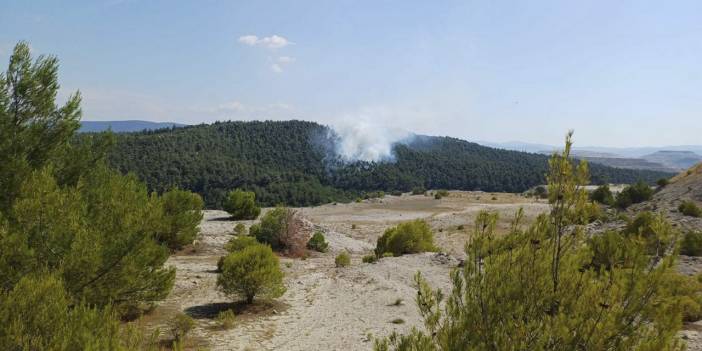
[144,192,549,350]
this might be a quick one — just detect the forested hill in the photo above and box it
[99,120,673,208]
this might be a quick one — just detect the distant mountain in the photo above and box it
[642,151,702,171]
[482,140,702,172]
[79,120,186,133]
[481,141,702,158]
[96,120,674,208]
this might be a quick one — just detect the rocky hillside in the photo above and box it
[633,163,702,233]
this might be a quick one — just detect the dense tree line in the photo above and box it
[99,120,673,208]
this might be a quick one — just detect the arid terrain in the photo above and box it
[144,192,549,350]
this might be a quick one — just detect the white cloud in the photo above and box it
[238,35,259,46]
[270,56,295,73]
[238,34,292,49]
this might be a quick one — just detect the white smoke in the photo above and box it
[329,117,412,163]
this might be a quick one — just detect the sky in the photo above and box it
[1,0,701,147]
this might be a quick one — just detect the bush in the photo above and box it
[374,220,437,257]
[223,189,261,220]
[435,190,449,200]
[335,252,351,267]
[217,243,286,304]
[251,207,306,256]
[307,231,329,253]
[157,188,204,250]
[390,190,403,196]
[624,211,673,256]
[615,181,653,208]
[657,178,670,187]
[216,309,236,329]
[533,185,548,199]
[362,254,378,263]
[681,231,702,256]
[589,184,614,206]
[169,313,195,342]
[233,223,246,236]
[225,236,259,253]
[411,186,426,195]
[679,201,702,218]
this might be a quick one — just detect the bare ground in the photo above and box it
[144,192,548,350]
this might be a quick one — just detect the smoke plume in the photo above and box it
[327,118,412,163]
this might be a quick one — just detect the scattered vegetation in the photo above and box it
[250,207,306,256]
[216,309,236,330]
[224,236,259,253]
[589,184,614,206]
[374,132,686,351]
[679,200,702,217]
[306,231,329,253]
[615,180,654,208]
[374,219,437,257]
[157,188,204,250]
[169,313,195,342]
[217,243,286,304]
[411,187,426,195]
[223,189,261,220]
[234,223,247,236]
[681,231,702,256]
[434,189,449,199]
[657,177,670,187]
[335,251,351,267]
[362,254,378,263]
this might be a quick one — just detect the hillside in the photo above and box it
[79,120,186,133]
[99,120,674,208]
[642,150,702,171]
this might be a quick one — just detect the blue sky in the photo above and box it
[1,0,701,146]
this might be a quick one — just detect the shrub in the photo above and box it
[390,190,403,196]
[374,220,437,257]
[216,309,236,329]
[382,252,394,258]
[615,181,653,208]
[335,252,351,267]
[434,193,443,200]
[251,207,306,256]
[457,224,465,230]
[351,224,357,229]
[657,178,670,187]
[169,313,195,341]
[681,231,702,256]
[679,201,702,218]
[233,223,246,236]
[624,211,673,256]
[225,236,259,253]
[307,231,329,253]
[411,186,426,195]
[589,184,614,206]
[223,189,261,220]
[217,244,285,304]
[362,254,378,263]
[435,190,449,200]
[157,188,204,250]
[533,185,548,199]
